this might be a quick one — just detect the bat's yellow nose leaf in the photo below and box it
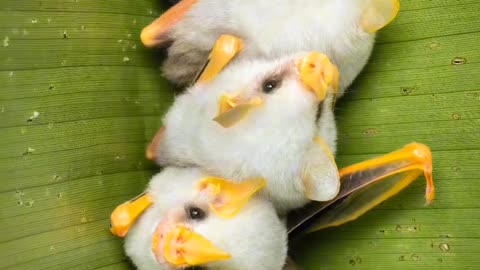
[297,52,339,101]
[163,226,231,266]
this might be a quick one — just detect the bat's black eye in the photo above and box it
[185,267,205,270]
[186,205,206,221]
[262,78,281,93]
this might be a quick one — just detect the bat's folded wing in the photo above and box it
[288,143,434,238]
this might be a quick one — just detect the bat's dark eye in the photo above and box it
[262,78,281,93]
[186,205,206,221]
[185,267,205,270]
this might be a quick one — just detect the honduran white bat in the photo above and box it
[111,167,288,270]
[141,0,400,98]
[147,50,342,214]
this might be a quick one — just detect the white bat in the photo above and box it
[141,0,399,98]
[147,51,341,214]
[110,167,288,270]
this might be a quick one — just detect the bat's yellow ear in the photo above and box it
[361,0,400,33]
[301,137,340,201]
[146,127,165,161]
[110,193,153,237]
[141,0,198,47]
[197,177,266,218]
[213,94,264,128]
[196,35,244,84]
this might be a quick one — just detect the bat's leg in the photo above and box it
[110,193,153,237]
[195,35,244,84]
[141,0,198,47]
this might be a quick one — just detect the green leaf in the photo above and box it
[292,0,480,269]
[0,1,172,269]
[1,0,479,269]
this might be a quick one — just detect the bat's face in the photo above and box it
[155,52,339,212]
[125,167,287,270]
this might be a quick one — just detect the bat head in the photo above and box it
[149,52,340,213]
[125,167,287,270]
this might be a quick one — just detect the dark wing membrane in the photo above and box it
[288,143,433,239]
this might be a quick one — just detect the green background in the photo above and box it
[1,0,479,269]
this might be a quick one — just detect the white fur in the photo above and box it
[163,0,374,96]
[125,167,287,270]
[158,53,339,214]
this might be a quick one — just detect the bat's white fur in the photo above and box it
[125,167,287,270]
[163,0,375,96]
[157,53,339,214]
